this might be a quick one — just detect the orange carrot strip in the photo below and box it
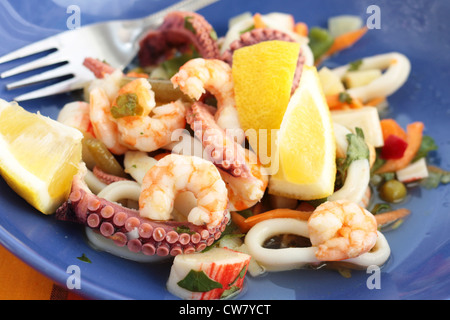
[125,71,149,78]
[375,208,411,226]
[365,96,386,107]
[376,122,424,173]
[326,26,368,56]
[326,93,363,110]
[380,118,407,141]
[294,22,308,37]
[244,208,312,228]
[230,211,251,233]
[153,152,171,161]
[253,13,266,29]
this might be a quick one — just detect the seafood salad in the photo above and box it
[0,9,447,300]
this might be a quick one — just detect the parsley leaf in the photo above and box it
[184,16,196,34]
[174,225,195,235]
[336,128,369,188]
[220,286,240,299]
[412,135,438,162]
[177,270,223,292]
[348,59,363,71]
[339,91,353,104]
[77,253,91,263]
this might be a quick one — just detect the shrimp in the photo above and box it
[89,77,186,154]
[308,199,378,261]
[57,101,94,136]
[139,154,228,229]
[171,58,245,144]
[116,100,187,152]
[113,78,187,152]
[89,87,128,155]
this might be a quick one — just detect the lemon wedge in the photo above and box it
[268,65,336,200]
[232,40,300,162]
[0,100,83,214]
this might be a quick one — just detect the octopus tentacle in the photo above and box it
[92,166,129,185]
[83,57,115,78]
[221,28,305,94]
[186,101,251,178]
[56,171,228,257]
[138,11,221,67]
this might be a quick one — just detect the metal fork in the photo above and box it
[0,0,219,101]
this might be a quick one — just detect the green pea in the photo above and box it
[379,179,407,203]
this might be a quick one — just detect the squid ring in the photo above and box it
[331,52,411,103]
[244,218,390,272]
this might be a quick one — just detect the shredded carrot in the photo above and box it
[375,208,411,226]
[365,96,386,107]
[326,26,368,56]
[294,22,308,37]
[244,208,312,228]
[326,93,363,110]
[253,13,266,29]
[380,118,407,141]
[125,71,149,78]
[153,152,171,161]
[230,211,252,233]
[376,122,424,173]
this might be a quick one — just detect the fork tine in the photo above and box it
[1,51,66,79]
[6,64,74,90]
[0,36,58,65]
[13,77,85,102]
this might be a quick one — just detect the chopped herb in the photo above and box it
[236,209,253,219]
[210,29,218,41]
[162,50,200,78]
[348,59,363,71]
[336,128,369,189]
[110,93,143,119]
[229,265,247,287]
[77,253,91,263]
[175,225,195,235]
[371,203,391,214]
[338,91,353,104]
[239,25,255,34]
[412,135,438,162]
[371,149,386,174]
[177,270,223,292]
[132,164,137,168]
[184,16,196,34]
[220,286,240,299]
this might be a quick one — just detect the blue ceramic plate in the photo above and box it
[0,0,448,300]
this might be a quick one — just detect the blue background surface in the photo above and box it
[0,0,448,300]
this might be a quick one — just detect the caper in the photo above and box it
[379,179,407,203]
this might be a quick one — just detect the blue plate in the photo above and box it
[0,0,449,300]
